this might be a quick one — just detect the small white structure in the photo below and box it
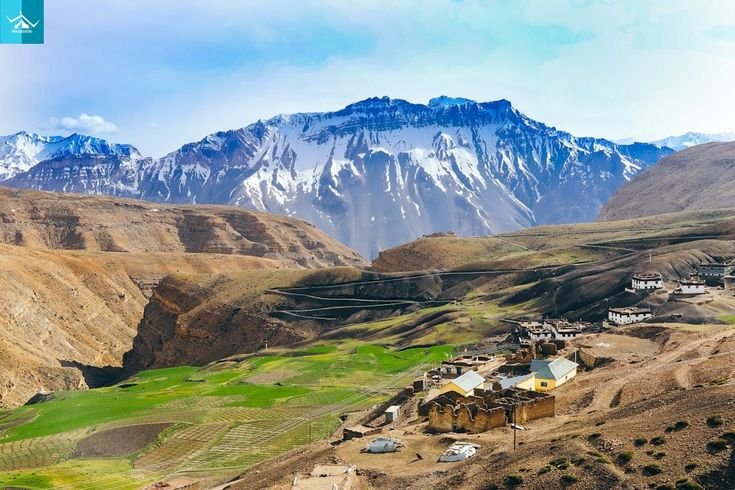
[384,405,400,423]
[675,279,706,295]
[362,436,404,454]
[608,307,653,325]
[632,273,663,291]
[439,442,480,462]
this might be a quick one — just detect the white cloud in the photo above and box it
[48,113,118,135]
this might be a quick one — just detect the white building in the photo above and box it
[608,307,653,325]
[384,405,400,423]
[632,273,663,291]
[675,279,705,295]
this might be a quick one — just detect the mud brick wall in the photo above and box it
[427,402,506,433]
[427,403,455,432]
[577,348,599,369]
[455,404,506,432]
[513,395,555,423]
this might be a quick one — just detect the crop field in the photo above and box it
[0,342,452,489]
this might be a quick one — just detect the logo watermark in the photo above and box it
[1,0,43,44]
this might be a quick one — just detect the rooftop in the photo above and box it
[531,358,578,381]
[632,272,662,280]
[451,370,486,392]
[609,307,652,315]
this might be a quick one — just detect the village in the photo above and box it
[287,260,735,489]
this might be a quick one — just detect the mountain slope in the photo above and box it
[0,187,364,268]
[599,142,735,221]
[0,187,363,407]
[1,98,672,258]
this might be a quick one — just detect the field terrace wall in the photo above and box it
[422,388,555,434]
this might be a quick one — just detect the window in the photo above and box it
[540,381,548,387]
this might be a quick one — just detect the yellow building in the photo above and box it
[530,358,578,392]
[438,370,485,397]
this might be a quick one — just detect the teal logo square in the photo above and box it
[1,0,44,44]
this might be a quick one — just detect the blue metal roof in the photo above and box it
[531,358,578,381]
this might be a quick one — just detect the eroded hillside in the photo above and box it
[0,188,366,407]
[0,245,282,408]
[0,187,365,268]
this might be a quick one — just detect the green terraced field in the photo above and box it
[0,342,453,489]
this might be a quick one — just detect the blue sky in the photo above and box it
[1,0,735,156]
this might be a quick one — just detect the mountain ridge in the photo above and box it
[0,96,673,257]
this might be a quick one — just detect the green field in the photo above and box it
[0,342,452,489]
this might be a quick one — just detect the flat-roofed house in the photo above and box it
[632,273,663,291]
[698,262,734,279]
[438,370,486,397]
[608,307,653,325]
[530,358,578,392]
[675,279,706,295]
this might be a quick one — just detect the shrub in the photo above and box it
[651,436,666,446]
[588,432,602,440]
[538,466,551,475]
[586,450,603,457]
[673,420,689,431]
[707,438,728,452]
[550,457,568,467]
[684,463,697,473]
[571,457,587,466]
[720,431,735,442]
[595,421,606,426]
[504,474,523,487]
[654,451,666,460]
[560,474,579,485]
[595,456,611,464]
[655,485,675,490]
[706,414,723,428]
[634,437,648,447]
[642,463,662,476]
[617,451,634,464]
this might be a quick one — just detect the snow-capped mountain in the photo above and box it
[650,132,735,151]
[0,97,673,258]
[136,97,671,257]
[0,131,141,181]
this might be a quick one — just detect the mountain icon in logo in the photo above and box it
[6,11,39,30]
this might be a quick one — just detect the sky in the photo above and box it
[1,0,735,157]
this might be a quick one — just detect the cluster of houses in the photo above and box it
[607,261,735,325]
[514,319,592,343]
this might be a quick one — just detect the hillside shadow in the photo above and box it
[60,360,124,388]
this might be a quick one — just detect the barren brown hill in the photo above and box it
[373,208,735,273]
[0,245,283,408]
[0,187,365,268]
[600,142,735,221]
[0,187,365,407]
